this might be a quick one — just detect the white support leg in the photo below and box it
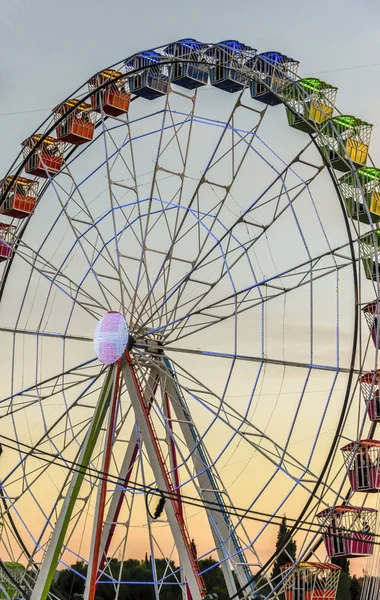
[84,365,120,600]
[96,368,160,571]
[121,354,205,600]
[30,366,116,600]
[162,357,256,598]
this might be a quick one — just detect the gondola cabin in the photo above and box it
[360,370,380,422]
[55,99,96,146]
[283,78,337,134]
[22,135,64,179]
[316,505,376,558]
[362,301,380,348]
[250,51,299,106]
[341,440,380,492]
[0,176,39,219]
[281,562,341,600]
[0,223,16,262]
[339,168,380,224]
[88,69,130,117]
[359,229,380,281]
[205,40,256,93]
[317,116,372,172]
[125,51,169,100]
[164,39,209,90]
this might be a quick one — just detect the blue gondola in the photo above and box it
[164,39,209,90]
[125,51,169,100]
[205,40,256,93]
[250,51,299,106]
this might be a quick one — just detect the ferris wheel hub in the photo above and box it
[93,311,129,364]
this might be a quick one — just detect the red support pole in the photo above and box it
[87,362,121,600]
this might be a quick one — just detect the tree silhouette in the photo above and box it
[53,530,365,600]
[332,556,350,600]
[55,555,230,600]
[349,575,361,600]
[271,516,297,584]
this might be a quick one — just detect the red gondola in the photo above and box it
[0,223,16,262]
[316,505,376,558]
[362,300,380,348]
[281,562,341,600]
[360,370,380,422]
[55,99,96,146]
[89,69,130,117]
[22,135,64,179]
[341,440,380,492]
[0,176,39,219]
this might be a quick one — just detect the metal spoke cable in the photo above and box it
[0,432,374,545]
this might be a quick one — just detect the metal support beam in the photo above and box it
[30,366,116,600]
[121,353,206,600]
[162,357,256,598]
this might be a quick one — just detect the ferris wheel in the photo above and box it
[0,38,380,600]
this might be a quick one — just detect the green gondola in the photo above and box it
[283,77,337,134]
[339,167,380,224]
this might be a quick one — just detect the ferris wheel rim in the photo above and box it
[0,38,377,599]
[0,39,360,528]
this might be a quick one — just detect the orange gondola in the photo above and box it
[89,69,130,117]
[0,176,39,219]
[0,223,16,262]
[281,562,341,600]
[55,99,96,146]
[22,135,64,179]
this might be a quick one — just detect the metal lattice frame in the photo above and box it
[0,38,379,600]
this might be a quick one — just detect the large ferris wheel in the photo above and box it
[0,38,380,600]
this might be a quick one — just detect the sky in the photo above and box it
[1,0,380,176]
[1,0,380,585]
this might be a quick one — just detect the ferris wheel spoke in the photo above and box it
[157,357,262,589]
[0,390,107,572]
[1,357,100,412]
[161,345,360,375]
[135,134,327,333]
[13,154,141,320]
[1,358,104,504]
[146,239,354,343]
[156,353,343,500]
[0,326,92,343]
[116,117,164,324]
[55,157,131,279]
[1,416,94,561]
[29,365,117,600]
[13,241,106,319]
[165,163,324,330]
[70,115,183,323]
[43,151,151,316]
[111,109,194,329]
[132,93,265,328]
[1,360,105,486]
[95,115,145,318]
[129,93,174,320]
[136,111,304,304]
